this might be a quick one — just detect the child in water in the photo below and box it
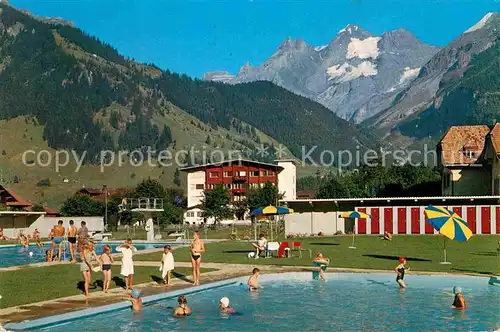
[125,289,142,312]
[313,252,329,281]
[45,249,54,262]
[219,297,235,314]
[248,268,260,291]
[395,257,409,289]
[452,286,466,310]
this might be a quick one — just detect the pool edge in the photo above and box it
[3,278,242,331]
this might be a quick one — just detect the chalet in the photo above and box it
[0,184,32,211]
[437,125,491,196]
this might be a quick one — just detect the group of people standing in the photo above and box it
[47,220,89,262]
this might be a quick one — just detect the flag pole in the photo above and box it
[440,237,451,264]
[349,219,356,249]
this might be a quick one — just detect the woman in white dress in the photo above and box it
[116,239,137,290]
[161,245,175,287]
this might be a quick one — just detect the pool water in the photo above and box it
[41,273,500,331]
[0,242,179,268]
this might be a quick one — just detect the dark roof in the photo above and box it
[0,185,32,207]
[180,159,284,172]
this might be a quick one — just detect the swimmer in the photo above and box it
[51,220,65,261]
[18,231,29,247]
[173,295,192,317]
[45,249,54,262]
[190,231,205,285]
[313,252,329,281]
[395,257,409,289]
[248,268,261,291]
[32,229,42,247]
[219,297,235,314]
[124,289,142,312]
[0,228,8,240]
[100,245,114,293]
[67,220,78,263]
[452,286,466,310]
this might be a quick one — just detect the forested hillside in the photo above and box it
[0,3,377,164]
[396,32,500,139]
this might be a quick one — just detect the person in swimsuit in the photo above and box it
[80,242,100,297]
[124,289,142,312]
[77,221,89,257]
[190,231,205,286]
[67,220,78,263]
[395,257,409,289]
[173,295,192,317]
[45,249,54,262]
[100,244,114,293]
[19,230,29,247]
[219,297,235,314]
[52,220,65,261]
[452,286,466,310]
[313,252,329,281]
[32,228,42,247]
[248,268,261,291]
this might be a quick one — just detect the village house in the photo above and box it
[437,125,495,196]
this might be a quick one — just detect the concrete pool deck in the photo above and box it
[1,259,495,326]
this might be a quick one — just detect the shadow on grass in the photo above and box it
[151,275,164,284]
[112,276,126,289]
[471,252,498,257]
[309,243,340,246]
[362,254,431,262]
[172,271,192,283]
[451,267,493,275]
[76,279,103,293]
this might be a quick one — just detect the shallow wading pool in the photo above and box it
[0,242,183,268]
[5,273,500,331]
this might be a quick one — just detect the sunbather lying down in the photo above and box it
[382,231,392,241]
[251,233,267,259]
[313,252,329,281]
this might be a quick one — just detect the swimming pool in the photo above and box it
[7,273,500,331]
[0,242,182,268]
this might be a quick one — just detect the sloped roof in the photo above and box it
[0,185,32,207]
[438,125,490,165]
[489,123,500,154]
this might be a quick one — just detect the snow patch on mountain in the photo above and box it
[346,37,381,59]
[338,24,359,34]
[465,13,493,33]
[327,61,377,82]
[314,45,327,51]
[399,67,420,84]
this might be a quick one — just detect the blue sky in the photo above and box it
[9,0,500,77]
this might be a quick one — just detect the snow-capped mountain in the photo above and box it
[367,12,500,130]
[204,24,440,122]
[203,71,234,83]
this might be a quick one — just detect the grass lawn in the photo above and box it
[0,265,214,309]
[135,235,500,275]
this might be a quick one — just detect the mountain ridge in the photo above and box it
[205,24,440,123]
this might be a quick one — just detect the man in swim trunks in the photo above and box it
[190,231,205,286]
[52,220,65,261]
[77,221,89,257]
[67,220,78,263]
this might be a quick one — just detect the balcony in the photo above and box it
[233,175,247,182]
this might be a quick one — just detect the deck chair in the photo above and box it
[265,242,280,258]
[291,241,312,258]
[276,241,291,258]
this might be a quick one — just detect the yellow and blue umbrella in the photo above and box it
[340,211,372,249]
[340,211,372,219]
[250,205,294,216]
[424,205,473,264]
[424,205,472,242]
